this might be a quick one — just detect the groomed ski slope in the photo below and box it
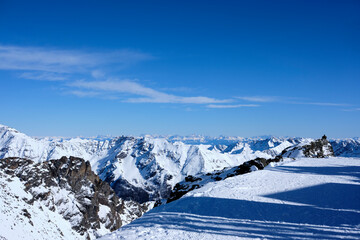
[101,157,360,240]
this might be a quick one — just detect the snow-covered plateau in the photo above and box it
[1,123,360,239]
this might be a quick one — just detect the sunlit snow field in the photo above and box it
[101,157,360,240]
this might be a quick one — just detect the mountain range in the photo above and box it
[1,123,360,239]
[1,124,359,204]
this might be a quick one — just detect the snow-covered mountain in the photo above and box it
[0,124,359,204]
[331,138,360,157]
[100,157,360,240]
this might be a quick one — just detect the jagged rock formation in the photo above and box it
[167,156,283,203]
[0,156,150,239]
[281,135,334,158]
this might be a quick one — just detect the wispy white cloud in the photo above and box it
[342,108,360,112]
[19,72,68,81]
[0,44,153,74]
[160,87,194,93]
[91,70,105,79]
[66,90,101,97]
[236,96,278,102]
[207,104,259,109]
[236,95,350,108]
[289,101,351,107]
[69,79,231,104]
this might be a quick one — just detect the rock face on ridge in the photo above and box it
[0,156,150,239]
[282,135,334,158]
[167,155,284,203]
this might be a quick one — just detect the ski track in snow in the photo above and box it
[101,157,360,240]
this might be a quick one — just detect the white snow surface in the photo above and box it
[101,157,360,240]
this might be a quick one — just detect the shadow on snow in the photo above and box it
[127,195,360,239]
[123,164,360,239]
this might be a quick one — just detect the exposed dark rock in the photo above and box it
[22,209,31,219]
[167,155,283,203]
[184,175,202,182]
[111,177,150,203]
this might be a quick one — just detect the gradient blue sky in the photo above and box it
[0,0,359,138]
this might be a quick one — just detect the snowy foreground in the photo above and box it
[101,157,360,240]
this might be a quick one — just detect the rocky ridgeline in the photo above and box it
[281,135,334,158]
[166,155,284,203]
[0,156,150,239]
[166,136,335,204]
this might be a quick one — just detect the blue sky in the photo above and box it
[0,0,359,138]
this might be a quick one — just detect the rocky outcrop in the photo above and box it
[167,156,283,203]
[0,156,150,239]
[281,135,334,158]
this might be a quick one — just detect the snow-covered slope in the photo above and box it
[0,169,83,240]
[100,157,360,240]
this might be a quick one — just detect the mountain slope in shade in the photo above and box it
[331,138,360,157]
[100,157,360,240]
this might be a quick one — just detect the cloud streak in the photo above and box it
[236,96,279,102]
[70,79,231,104]
[236,95,351,108]
[0,45,153,74]
[19,72,68,81]
[290,102,350,107]
[207,104,259,109]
